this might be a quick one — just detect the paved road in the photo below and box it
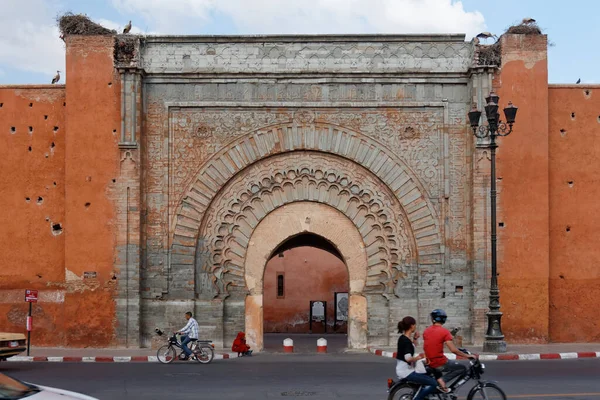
[1,354,599,400]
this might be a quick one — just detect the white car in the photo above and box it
[0,373,98,399]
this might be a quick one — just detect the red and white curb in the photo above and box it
[368,347,600,361]
[7,353,239,362]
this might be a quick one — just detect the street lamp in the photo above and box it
[468,91,518,353]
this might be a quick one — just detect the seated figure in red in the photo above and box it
[232,331,253,357]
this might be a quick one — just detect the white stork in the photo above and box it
[123,21,132,34]
[51,71,61,84]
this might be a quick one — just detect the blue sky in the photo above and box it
[0,0,595,85]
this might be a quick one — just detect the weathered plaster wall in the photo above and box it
[62,35,122,346]
[495,34,550,342]
[548,85,600,342]
[0,86,66,345]
[263,246,348,333]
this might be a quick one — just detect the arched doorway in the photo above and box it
[245,202,368,351]
[263,233,349,335]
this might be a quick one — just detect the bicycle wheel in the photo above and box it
[157,344,176,364]
[467,382,507,400]
[388,383,417,400]
[194,344,214,364]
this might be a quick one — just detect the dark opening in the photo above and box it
[53,126,59,132]
[0,103,3,108]
[269,233,343,261]
[10,127,15,133]
[566,226,571,232]
[29,103,33,107]
[499,222,505,227]
[51,142,55,148]
[28,126,33,133]
[277,274,285,298]
[44,115,48,120]
[571,112,576,119]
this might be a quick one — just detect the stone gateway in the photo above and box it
[1,22,597,348]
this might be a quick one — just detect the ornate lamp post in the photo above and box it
[468,91,518,353]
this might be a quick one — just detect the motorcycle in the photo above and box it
[386,349,506,400]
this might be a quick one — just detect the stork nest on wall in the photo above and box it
[114,36,138,64]
[57,13,116,35]
[476,41,501,66]
[506,22,543,35]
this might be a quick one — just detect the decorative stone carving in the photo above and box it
[169,108,443,215]
[141,38,473,74]
[196,152,416,300]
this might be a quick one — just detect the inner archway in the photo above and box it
[244,201,368,351]
[263,233,349,335]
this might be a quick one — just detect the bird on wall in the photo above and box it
[123,21,132,34]
[522,17,536,24]
[476,32,497,39]
[576,78,581,84]
[476,32,497,43]
[51,71,61,84]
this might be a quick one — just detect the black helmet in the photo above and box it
[431,309,448,324]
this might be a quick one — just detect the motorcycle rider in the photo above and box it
[423,309,477,386]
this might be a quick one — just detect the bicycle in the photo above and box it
[386,348,506,400]
[155,329,215,364]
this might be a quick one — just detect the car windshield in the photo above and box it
[0,373,40,399]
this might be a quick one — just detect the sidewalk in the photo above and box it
[368,343,600,361]
[6,347,239,363]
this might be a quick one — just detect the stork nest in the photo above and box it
[476,42,502,66]
[506,22,542,35]
[57,13,115,36]
[114,36,138,64]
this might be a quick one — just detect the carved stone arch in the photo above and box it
[193,152,416,303]
[171,123,443,286]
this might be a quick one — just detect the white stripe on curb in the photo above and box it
[82,357,96,362]
[518,354,540,360]
[479,355,498,361]
[47,357,63,362]
[113,357,131,362]
[560,352,578,359]
[382,351,395,358]
[147,356,158,362]
[7,356,33,362]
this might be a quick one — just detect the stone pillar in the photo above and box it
[469,65,498,344]
[114,35,144,347]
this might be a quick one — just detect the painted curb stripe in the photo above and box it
[6,353,237,362]
[369,349,600,361]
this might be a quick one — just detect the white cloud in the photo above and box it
[112,0,486,38]
[0,0,65,81]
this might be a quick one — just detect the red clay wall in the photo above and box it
[62,35,122,347]
[548,85,600,342]
[495,34,550,342]
[0,35,122,347]
[263,246,349,333]
[0,86,67,345]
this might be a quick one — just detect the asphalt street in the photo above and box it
[1,354,599,400]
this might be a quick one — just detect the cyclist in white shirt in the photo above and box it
[177,311,199,360]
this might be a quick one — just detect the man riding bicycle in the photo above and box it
[423,309,477,386]
[176,311,199,361]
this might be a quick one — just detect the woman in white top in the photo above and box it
[395,316,438,400]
